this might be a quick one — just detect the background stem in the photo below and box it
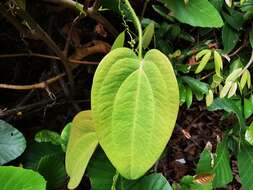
[124,0,143,60]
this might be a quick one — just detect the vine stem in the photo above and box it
[111,171,119,190]
[241,50,253,74]
[124,0,143,60]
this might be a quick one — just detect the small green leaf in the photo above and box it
[182,76,209,95]
[111,31,125,50]
[244,98,253,119]
[196,50,211,61]
[214,50,223,76]
[0,166,46,190]
[186,86,193,108]
[247,70,251,88]
[206,90,214,107]
[35,130,61,146]
[195,51,212,73]
[212,138,233,188]
[179,81,187,105]
[227,82,237,98]
[240,70,249,90]
[196,148,212,174]
[66,111,98,189]
[142,21,155,49]
[211,74,223,88]
[226,68,242,83]
[245,122,253,145]
[0,120,26,165]
[220,81,232,98]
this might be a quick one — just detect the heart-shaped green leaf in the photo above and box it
[0,166,46,190]
[91,48,179,179]
[65,111,98,189]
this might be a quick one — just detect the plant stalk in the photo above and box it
[124,0,143,60]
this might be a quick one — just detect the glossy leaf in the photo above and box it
[212,139,233,187]
[182,76,209,95]
[91,48,179,179]
[0,166,46,190]
[0,120,26,165]
[111,31,125,50]
[161,0,223,27]
[222,24,239,53]
[196,149,212,174]
[208,98,245,128]
[238,143,253,190]
[66,111,98,189]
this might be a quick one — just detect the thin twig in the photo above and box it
[228,33,249,57]
[0,73,65,90]
[0,52,99,65]
[140,0,150,20]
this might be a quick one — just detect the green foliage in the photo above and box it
[111,31,125,50]
[91,47,179,179]
[161,0,224,27]
[87,148,172,190]
[0,120,26,165]
[3,0,253,189]
[0,166,46,190]
[238,143,253,190]
[65,111,98,189]
[212,139,233,188]
[87,149,117,190]
[35,130,62,145]
[208,98,245,128]
[22,143,67,190]
[142,21,155,49]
